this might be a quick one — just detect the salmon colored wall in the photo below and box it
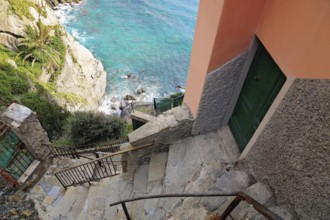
[184,0,225,117]
[257,0,330,79]
[208,0,266,72]
[185,0,265,117]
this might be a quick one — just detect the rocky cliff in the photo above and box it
[0,0,106,112]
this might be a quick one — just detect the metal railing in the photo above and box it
[109,192,283,220]
[48,145,80,159]
[54,142,154,189]
[5,143,35,180]
[49,137,129,159]
[153,93,184,115]
[54,155,120,189]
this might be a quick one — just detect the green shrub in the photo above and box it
[8,0,47,20]
[19,92,70,140]
[67,111,127,146]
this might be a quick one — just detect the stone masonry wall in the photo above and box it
[247,79,330,220]
[9,113,51,161]
[192,52,248,135]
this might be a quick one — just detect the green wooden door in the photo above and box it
[229,43,286,152]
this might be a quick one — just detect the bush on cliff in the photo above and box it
[17,20,66,76]
[67,111,127,146]
[19,91,70,140]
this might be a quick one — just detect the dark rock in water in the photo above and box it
[124,95,136,101]
[120,103,133,118]
[111,103,117,110]
[135,87,145,95]
[110,96,116,103]
[119,100,127,110]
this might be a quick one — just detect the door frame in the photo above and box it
[224,36,295,160]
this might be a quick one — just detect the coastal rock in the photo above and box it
[0,0,106,112]
[124,95,136,101]
[119,100,127,110]
[56,33,106,112]
[135,86,145,95]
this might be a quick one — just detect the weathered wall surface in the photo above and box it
[192,52,247,135]
[129,105,194,147]
[4,113,51,161]
[247,79,330,220]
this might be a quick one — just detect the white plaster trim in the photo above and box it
[238,77,295,160]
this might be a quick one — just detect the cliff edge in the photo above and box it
[0,0,106,112]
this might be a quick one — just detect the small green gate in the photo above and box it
[0,121,35,180]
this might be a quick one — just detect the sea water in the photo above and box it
[54,0,199,113]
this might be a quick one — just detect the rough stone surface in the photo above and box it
[129,105,194,147]
[210,170,253,194]
[0,0,106,112]
[147,152,168,182]
[192,52,248,135]
[56,33,107,112]
[163,137,202,194]
[247,79,330,220]
[3,112,51,161]
[133,164,149,194]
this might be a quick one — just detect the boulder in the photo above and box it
[124,95,136,101]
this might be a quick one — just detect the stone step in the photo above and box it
[48,185,89,220]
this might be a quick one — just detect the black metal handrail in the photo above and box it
[48,145,79,159]
[109,192,284,220]
[54,142,154,189]
[49,137,129,159]
[75,137,129,150]
[54,154,120,189]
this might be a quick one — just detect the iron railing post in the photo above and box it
[121,202,131,220]
[219,196,242,219]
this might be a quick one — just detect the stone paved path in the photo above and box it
[29,126,294,219]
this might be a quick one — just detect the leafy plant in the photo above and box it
[17,20,63,69]
[8,0,47,20]
[20,91,71,140]
[67,111,128,146]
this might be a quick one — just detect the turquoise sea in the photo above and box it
[55,0,199,113]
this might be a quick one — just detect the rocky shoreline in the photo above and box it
[0,0,106,112]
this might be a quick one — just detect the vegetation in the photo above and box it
[17,20,66,80]
[19,91,70,140]
[0,22,68,140]
[0,17,129,144]
[66,111,128,146]
[7,0,47,20]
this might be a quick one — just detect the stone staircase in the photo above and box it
[29,126,294,219]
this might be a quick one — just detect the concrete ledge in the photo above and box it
[130,111,157,123]
[128,105,194,147]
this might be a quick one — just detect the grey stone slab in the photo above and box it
[216,126,240,162]
[210,170,252,193]
[148,152,168,182]
[133,164,149,194]
[184,162,223,193]
[164,137,202,194]
[243,182,273,205]
[193,130,224,163]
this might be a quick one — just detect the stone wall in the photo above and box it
[129,105,194,147]
[247,79,330,220]
[4,113,51,161]
[192,52,248,135]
